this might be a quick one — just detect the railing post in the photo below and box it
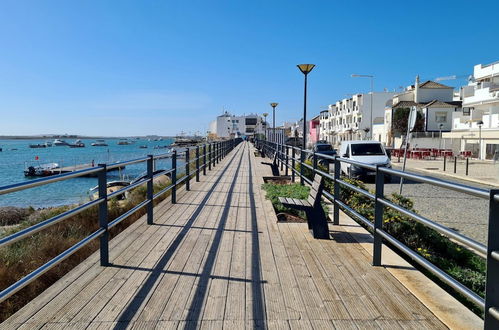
[333,157,340,225]
[280,143,284,171]
[313,151,317,173]
[217,142,221,163]
[285,145,289,176]
[97,164,109,266]
[466,157,469,176]
[196,146,200,182]
[300,147,305,185]
[208,144,212,171]
[373,165,384,266]
[203,144,207,175]
[454,156,457,173]
[185,148,190,191]
[484,189,499,329]
[171,150,177,204]
[291,147,296,182]
[146,155,154,225]
[443,155,446,171]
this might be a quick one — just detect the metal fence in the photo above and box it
[0,139,240,304]
[255,139,499,329]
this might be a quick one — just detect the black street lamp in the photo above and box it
[297,64,316,149]
[262,113,269,141]
[270,102,278,142]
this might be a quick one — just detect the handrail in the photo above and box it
[0,138,241,305]
[256,139,498,324]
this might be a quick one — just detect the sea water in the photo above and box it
[0,138,177,207]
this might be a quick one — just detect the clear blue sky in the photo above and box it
[1,0,498,136]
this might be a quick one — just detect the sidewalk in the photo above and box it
[392,157,499,187]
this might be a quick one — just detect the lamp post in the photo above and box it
[351,74,374,139]
[478,120,484,160]
[438,123,444,150]
[262,113,269,141]
[270,102,278,143]
[297,64,316,150]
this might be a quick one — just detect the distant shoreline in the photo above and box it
[0,135,174,140]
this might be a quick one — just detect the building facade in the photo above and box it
[443,61,499,159]
[209,112,264,139]
[325,92,396,147]
[385,77,461,148]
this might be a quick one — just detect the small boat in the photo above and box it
[53,139,69,146]
[139,145,148,149]
[117,139,132,145]
[29,143,47,148]
[24,163,60,177]
[153,145,170,150]
[89,181,130,201]
[91,139,108,146]
[45,141,52,147]
[69,139,85,148]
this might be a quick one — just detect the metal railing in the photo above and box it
[255,139,499,329]
[0,139,241,304]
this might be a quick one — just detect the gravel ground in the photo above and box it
[363,171,490,246]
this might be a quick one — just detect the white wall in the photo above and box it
[425,107,454,131]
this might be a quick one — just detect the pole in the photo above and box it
[303,73,308,151]
[146,155,154,225]
[273,106,276,143]
[479,126,482,160]
[399,109,412,194]
[370,76,373,139]
[98,164,108,266]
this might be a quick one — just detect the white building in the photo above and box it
[385,77,461,148]
[208,112,264,139]
[444,61,499,159]
[324,92,396,147]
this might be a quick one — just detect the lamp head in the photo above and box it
[297,64,316,75]
[263,112,268,118]
[270,102,279,108]
[478,120,484,126]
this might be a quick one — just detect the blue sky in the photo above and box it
[0,0,498,136]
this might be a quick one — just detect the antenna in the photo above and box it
[435,74,469,81]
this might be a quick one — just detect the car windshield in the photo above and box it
[316,144,333,152]
[351,144,385,156]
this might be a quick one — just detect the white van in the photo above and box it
[339,141,392,180]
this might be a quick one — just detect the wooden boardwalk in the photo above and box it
[2,142,447,329]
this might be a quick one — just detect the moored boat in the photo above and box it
[69,139,85,148]
[29,143,47,148]
[91,139,108,146]
[24,163,60,177]
[53,139,69,146]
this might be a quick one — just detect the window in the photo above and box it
[245,118,257,125]
[435,112,447,123]
[351,143,385,156]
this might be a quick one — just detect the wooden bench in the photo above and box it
[278,175,329,239]
[262,152,279,176]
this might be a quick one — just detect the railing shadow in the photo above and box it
[112,146,242,328]
[183,144,246,327]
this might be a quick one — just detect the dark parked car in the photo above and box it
[309,143,337,166]
[285,137,303,148]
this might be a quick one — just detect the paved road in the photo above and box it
[363,170,490,246]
